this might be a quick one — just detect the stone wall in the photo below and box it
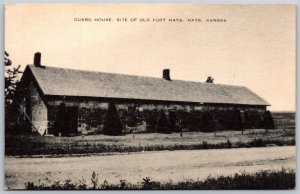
[46,98,267,136]
[29,83,48,135]
[47,99,108,135]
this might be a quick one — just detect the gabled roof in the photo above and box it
[24,65,270,106]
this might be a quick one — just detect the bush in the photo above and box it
[202,111,214,132]
[227,139,232,148]
[156,111,171,133]
[144,110,160,132]
[212,109,242,131]
[189,111,203,131]
[103,102,123,136]
[25,169,295,190]
[249,138,266,147]
[263,111,275,129]
[232,109,243,131]
[243,110,263,129]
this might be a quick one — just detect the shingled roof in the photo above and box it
[24,65,270,106]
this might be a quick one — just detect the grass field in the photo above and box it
[272,111,295,129]
[5,128,295,156]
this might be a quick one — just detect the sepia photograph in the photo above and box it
[4,3,296,190]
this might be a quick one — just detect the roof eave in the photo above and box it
[44,94,270,107]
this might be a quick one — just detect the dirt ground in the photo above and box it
[5,146,295,189]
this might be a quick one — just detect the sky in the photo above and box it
[5,4,295,111]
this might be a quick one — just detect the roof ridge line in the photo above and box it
[27,65,246,88]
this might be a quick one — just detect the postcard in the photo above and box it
[4,3,296,190]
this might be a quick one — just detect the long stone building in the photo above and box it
[17,53,270,136]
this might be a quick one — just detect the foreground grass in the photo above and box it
[24,169,295,190]
[6,129,295,156]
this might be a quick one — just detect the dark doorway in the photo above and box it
[54,103,78,136]
[65,107,78,136]
[169,111,180,132]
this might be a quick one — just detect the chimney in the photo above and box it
[34,52,42,67]
[163,69,171,81]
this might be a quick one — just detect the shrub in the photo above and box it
[262,111,275,130]
[142,110,161,132]
[189,111,203,131]
[243,110,264,129]
[141,177,160,189]
[201,111,215,132]
[103,102,123,136]
[25,169,295,190]
[156,111,171,133]
[249,138,266,147]
[227,139,232,148]
[91,171,98,189]
[212,109,242,131]
[232,109,243,131]
[169,111,182,132]
[202,141,208,149]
